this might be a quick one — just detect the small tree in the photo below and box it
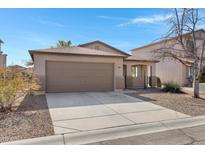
[154,8,205,98]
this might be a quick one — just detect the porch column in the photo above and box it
[125,64,132,88]
[149,63,157,87]
[142,65,148,88]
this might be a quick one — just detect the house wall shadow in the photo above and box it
[17,94,49,112]
[125,93,156,102]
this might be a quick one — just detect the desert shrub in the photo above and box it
[0,68,40,112]
[162,82,181,93]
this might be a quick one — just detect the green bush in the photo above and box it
[162,82,181,93]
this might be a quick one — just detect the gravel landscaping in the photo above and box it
[126,88,205,116]
[0,93,54,143]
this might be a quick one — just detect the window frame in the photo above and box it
[131,66,138,78]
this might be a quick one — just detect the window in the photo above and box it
[187,66,194,77]
[131,66,138,77]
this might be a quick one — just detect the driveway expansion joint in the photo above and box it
[53,113,118,122]
[85,93,137,124]
[100,103,137,124]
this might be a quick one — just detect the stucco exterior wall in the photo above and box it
[132,42,187,86]
[33,53,125,91]
[132,30,205,86]
[123,61,155,88]
[81,42,123,55]
[155,58,185,85]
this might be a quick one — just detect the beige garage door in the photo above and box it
[46,61,114,92]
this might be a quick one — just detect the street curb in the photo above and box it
[65,116,205,144]
[65,122,168,144]
[1,135,64,145]
[2,116,205,145]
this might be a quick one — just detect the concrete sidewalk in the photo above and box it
[3,116,205,145]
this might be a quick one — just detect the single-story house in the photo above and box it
[29,40,158,92]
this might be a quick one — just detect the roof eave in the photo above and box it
[124,59,160,63]
[28,50,127,59]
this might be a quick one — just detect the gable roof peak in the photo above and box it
[78,40,130,56]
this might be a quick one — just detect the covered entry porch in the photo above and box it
[123,58,159,89]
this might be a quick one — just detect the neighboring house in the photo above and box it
[8,65,26,72]
[29,40,158,92]
[7,65,33,74]
[0,39,7,68]
[131,29,205,86]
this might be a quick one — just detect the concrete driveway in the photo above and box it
[46,92,190,135]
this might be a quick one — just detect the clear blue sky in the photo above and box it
[0,8,174,65]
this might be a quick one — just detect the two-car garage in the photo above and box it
[46,61,114,92]
[29,44,127,93]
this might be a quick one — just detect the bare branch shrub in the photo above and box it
[0,67,40,112]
